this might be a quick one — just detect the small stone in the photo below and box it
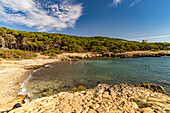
[141,100,147,104]
[102,92,112,99]
[91,103,100,109]
[131,102,139,110]
[86,102,93,107]
[88,109,97,113]
[82,107,90,113]
[76,105,84,113]
[61,105,73,113]
[140,107,155,113]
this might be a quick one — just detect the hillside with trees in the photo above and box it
[0,27,170,56]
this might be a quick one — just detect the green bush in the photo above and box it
[32,53,38,57]
[49,52,55,56]
[150,49,157,51]
[41,49,62,55]
[0,51,3,55]
[42,50,50,55]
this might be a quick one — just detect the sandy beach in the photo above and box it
[0,58,60,111]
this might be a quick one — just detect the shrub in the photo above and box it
[0,51,3,55]
[150,49,157,51]
[42,50,50,55]
[49,52,55,56]
[32,53,38,57]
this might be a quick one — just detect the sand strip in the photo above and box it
[0,59,60,111]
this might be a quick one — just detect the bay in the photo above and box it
[26,57,170,100]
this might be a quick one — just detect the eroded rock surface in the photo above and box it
[9,83,170,113]
[132,83,167,94]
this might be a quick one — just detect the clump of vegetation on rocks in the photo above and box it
[93,90,99,98]
[70,85,87,92]
[133,99,152,108]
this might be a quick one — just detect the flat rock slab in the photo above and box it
[10,83,170,113]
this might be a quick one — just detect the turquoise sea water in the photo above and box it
[26,57,170,100]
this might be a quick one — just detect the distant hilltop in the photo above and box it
[0,27,170,55]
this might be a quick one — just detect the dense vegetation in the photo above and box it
[0,27,170,55]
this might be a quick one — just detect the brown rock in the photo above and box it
[91,103,100,110]
[7,83,170,113]
[140,107,155,113]
[23,65,43,70]
[15,94,27,104]
[136,83,167,94]
[86,102,93,107]
[88,109,97,113]
[82,107,90,113]
[61,105,73,113]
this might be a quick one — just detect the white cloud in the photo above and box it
[136,35,170,40]
[129,0,141,7]
[0,0,83,31]
[112,0,142,7]
[112,0,122,6]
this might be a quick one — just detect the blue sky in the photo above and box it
[0,0,170,42]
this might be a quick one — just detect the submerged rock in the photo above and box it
[23,65,43,70]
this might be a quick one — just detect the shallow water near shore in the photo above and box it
[26,57,170,100]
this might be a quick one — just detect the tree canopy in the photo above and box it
[0,27,170,55]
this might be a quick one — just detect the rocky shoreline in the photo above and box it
[103,51,170,58]
[1,51,170,112]
[10,83,170,113]
[56,51,170,60]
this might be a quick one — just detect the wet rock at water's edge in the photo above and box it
[132,83,167,94]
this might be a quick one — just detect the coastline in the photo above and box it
[0,58,60,111]
[0,51,170,112]
[11,83,170,113]
[55,50,170,60]
[107,50,170,58]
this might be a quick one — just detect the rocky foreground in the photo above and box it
[10,83,170,113]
